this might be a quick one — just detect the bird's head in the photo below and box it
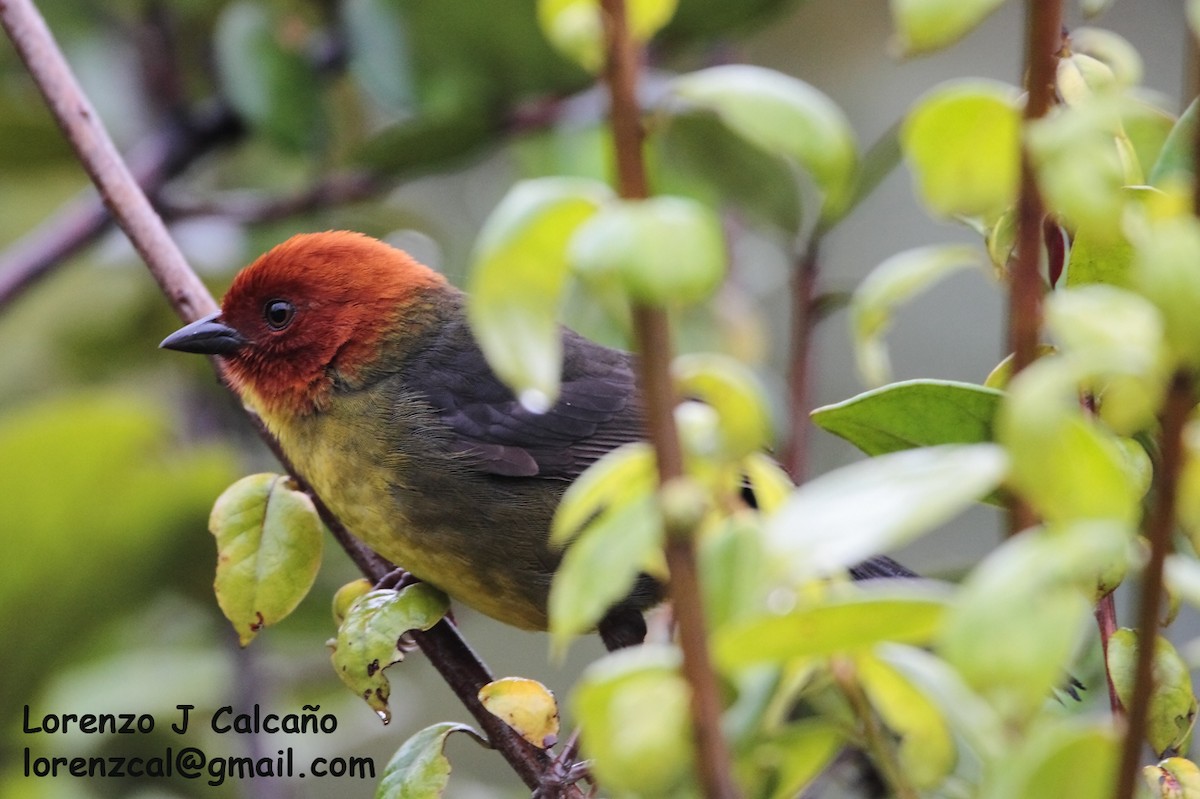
[161,231,450,418]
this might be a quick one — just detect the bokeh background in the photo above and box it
[0,1,1190,796]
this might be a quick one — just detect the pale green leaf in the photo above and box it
[668,65,858,222]
[766,445,1007,581]
[574,646,692,796]
[377,721,477,799]
[468,177,612,407]
[939,522,1129,722]
[1107,630,1197,757]
[980,720,1118,799]
[673,353,773,459]
[741,453,794,514]
[715,582,953,668]
[209,473,325,646]
[1144,757,1200,798]
[700,513,769,630]
[569,195,726,306]
[478,677,560,749]
[1070,28,1143,90]
[331,585,450,722]
[850,245,983,386]
[900,81,1020,220]
[1149,98,1198,188]
[999,357,1144,524]
[812,379,1002,456]
[552,442,656,543]
[549,493,662,649]
[889,0,1006,56]
[1130,215,1200,370]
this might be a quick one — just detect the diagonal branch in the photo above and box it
[0,0,572,792]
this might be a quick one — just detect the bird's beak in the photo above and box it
[160,311,248,355]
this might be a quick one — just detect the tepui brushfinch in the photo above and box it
[162,231,908,648]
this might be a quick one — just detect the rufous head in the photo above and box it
[161,231,449,417]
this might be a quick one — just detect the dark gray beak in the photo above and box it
[160,311,247,355]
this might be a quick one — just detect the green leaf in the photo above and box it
[673,353,773,459]
[655,108,801,232]
[343,0,415,113]
[1144,757,1200,798]
[980,720,1118,799]
[1064,224,1134,288]
[1027,100,1129,238]
[377,721,477,799]
[478,677,560,748]
[715,582,953,668]
[552,442,656,543]
[549,493,663,649]
[569,195,726,306]
[856,653,955,788]
[888,0,1006,56]
[330,584,450,722]
[1149,98,1198,188]
[214,2,324,152]
[700,513,769,630]
[850,245,984,386]
[468,177,612,408]
[741,453,794,514]
[812,379,1002,456]
[209,473,325,646]
[900,81,1020,220]
[573,646,693,796]
[766,444,1007,581]
[1107,630,1197,757]
[939,522,1129,722]
[999,357,1144,525]
[668,65,858,222]
[746,720,845,799]
[537,0,678,73]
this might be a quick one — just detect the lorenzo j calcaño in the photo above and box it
[162,231,907,648]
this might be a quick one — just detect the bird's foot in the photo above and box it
[374,567,419,592]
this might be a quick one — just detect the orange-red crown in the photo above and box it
[219,231,450,417]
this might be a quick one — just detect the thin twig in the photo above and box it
[782,238,819,483]
[1007,0,1063,536]
[1112,372,1193,799]
[159,171,382,224]
[0,1,575,791]
[597,1,739,797]
[1095,593,1123,716]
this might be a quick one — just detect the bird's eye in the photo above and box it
[263,299,295,331]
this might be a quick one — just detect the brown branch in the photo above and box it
[1113,372,1193,799]
[1006,0,1063,536]
[0,104,241,312]
[1095,593,1123,717]
[0,1,575,792]
[598,1,739,797]
[782,239,820,483]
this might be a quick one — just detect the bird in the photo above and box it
[161,231,911,649]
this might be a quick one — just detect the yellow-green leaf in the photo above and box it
[900,81,1020,220]
[574,646,693,795]
[889,0,1006,56]
[552,441,656,544]
[209,473,325,646]
[569,195,726,306]
[673,352,772,459]
[1107,630,1198,757]
[468,177,612,409]
[478,677,560,749]
[330,584,450,722]
[537,0,678,73]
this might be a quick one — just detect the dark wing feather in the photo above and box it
[410,322,644,480]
